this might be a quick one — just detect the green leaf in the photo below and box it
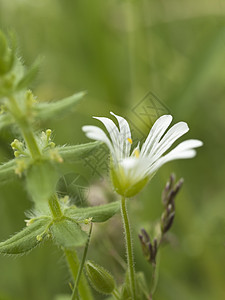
[34,91,86,120]
[0,31,7,56]
[54,295,70,300]
[58,141,102,162]
[0,160,16,184]
[16,57,41,90]
[51,219,88,249]
[25,160,59,207]
[65,201,120,223]
[0,30,16,76]
[0,217,51,255]
[0,113,14,130]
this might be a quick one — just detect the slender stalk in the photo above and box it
[8,96,41,159]
[71,223,93,300]
[150,251,160,299]
[64,250,93,300]
[121,197,136,300]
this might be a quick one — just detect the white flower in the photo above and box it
[82,113,203,197]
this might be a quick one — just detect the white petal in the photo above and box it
[110,112,132,157]
[150,121,189,162]
[146,138,203,175]
[120,157,138,174]
[82,125,115,160]
[169,139,203,152]
[120,157,148,182]
[93,116,121,159]
[141,115,173,156]
[148,150,196,175]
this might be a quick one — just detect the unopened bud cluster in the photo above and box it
[139,174,183,266]
[139,229,158,266]
[11,139,28,158]
[161,174,183,234]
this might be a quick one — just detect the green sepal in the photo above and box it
[34,91,86,120]
[86,260,116,295]
[16,57,41,90]
[0,113,14,130]
[0,160,16,183]
[110,162,149,198]
[51,219,88,249]
[58,141,102,162]
[0,217,51,255]
[25,160,59,206]
[65,201,120,223]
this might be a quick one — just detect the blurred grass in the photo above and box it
[0,0,225,299]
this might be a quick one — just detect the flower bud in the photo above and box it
[85,260,116,294]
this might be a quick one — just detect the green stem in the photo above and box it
[65,250,93,300]
[121,197,136,300]
[20,122,41,159]
[9,96,41,159]
[150,252,160,299]
[112,289,120,300]
[71,223,93,300]
[48,194,63,219]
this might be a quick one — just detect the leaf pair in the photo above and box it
[0,91,85,130]
[0,141,102,185]
[0,201,120,255]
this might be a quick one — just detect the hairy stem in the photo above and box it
[48,194,63,219]
[65,250,93,300]
[9,96,41,159]
[121,197,136,300]
[71,223,93,300]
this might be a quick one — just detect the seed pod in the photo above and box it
[86,260,116,294]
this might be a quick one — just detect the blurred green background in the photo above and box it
[0,0,225,299]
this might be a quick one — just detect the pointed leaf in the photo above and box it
[0,160,16,184]
[0,217,51,255]
[0,30,7,56]
[16,57,41,90]
[0,113,14,130]
[58,141,102,162]
[0,30,16,75]
[54,295,70,300]
[34,91,86,120]
[51,219,88,249]
[65,201,120,223]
